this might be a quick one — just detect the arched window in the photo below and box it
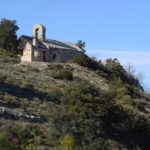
[52,54,57,62]
[35,28,39,39]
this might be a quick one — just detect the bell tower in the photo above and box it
[32,24,46,46]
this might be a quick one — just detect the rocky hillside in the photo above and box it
[0,53,150,150]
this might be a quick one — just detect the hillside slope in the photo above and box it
[0,54,150,150]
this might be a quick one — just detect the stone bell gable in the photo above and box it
[19,24,85,63]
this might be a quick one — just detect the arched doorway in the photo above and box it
[52,54,57,62]
[43,51,46,62]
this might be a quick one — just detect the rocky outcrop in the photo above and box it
[0,107,47,122]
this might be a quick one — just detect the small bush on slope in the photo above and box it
[52,69,73,81]
[70,54,102,70]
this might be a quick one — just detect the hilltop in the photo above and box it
[0,52,150,150]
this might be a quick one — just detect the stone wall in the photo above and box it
[21,42,32,62]
[31,47,84,63]
[49,48,83,62]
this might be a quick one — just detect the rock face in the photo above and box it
[19,24,85,63]
[0,107,47,122]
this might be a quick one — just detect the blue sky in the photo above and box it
[0,0,150,90]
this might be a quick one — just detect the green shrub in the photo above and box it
[52,69,73,81]
[21,99,30,112]
[61,135,75,150]
[0,124,35,150]
[108,104,150,149]
[131,99,147,112]
[48,64,64,70]
[70,54,100,70]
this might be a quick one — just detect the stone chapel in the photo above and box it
[19,24,85,62]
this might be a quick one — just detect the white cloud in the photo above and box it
[87,49,150,66]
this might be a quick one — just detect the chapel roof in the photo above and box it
[20,35,85,52]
